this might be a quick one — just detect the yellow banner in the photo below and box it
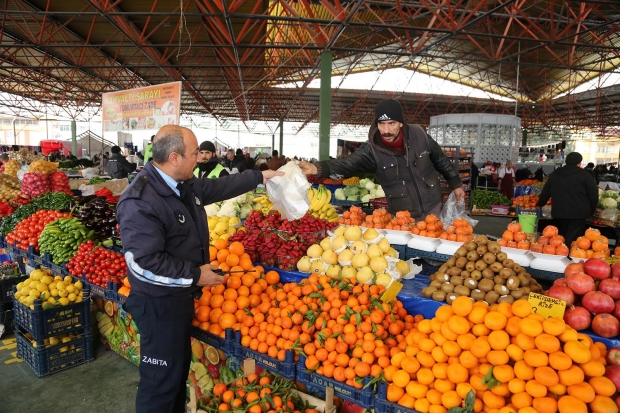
[102,81,181,132]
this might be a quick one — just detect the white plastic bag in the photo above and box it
[81,167,100,180]
[439,192,479,227]
[266,161,311,220]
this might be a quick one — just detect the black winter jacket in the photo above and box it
[116,162,263,297]
[105,153,136,179]
[222,156,246,173]
[536,165,598,219]
[314,124,462,217]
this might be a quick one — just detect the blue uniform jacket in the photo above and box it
[116,161,262,297]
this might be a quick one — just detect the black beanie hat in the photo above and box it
[199,141,216,153]
[375,99,404,124]
[565,152,583,166]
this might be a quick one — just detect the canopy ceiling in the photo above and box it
[1,0,620,136]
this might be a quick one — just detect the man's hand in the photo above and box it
[197,264,225,287]
[297,161,318,176]
[260,170,284,185]
[453,187,466,204]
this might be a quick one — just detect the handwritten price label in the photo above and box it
[528,292,566,319]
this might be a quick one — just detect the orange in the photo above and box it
[564,341,591,364]
[493,365,515,383]
[482,391,505,409]
[386,383,405,402]
[447,363,469,384]
[209,245,217,261]
[566,382,595,403]
[511,300,532,318]
[508,378,526,394]
[489,330,510,350]
[225,253,240,267]
[441,390,462,409]
[487,350,509,366]
[542,317,566,336]
[534,334,560,353]
[557,395,587,413]
[511,392,532,410]
[213,239,227,250]
[195,306,210,322]
[392,369,411,388]
[484,312,507,331]
[558,365,584,387]
[470,338,491,358]
[506,343,524,362]
[523,349,548,367]
[588,376,616,397]
[216,249,230,263]
[580,360,605,377]
[219,313,236,329]
[519,318,543,338]
[548,351,572,371]
[435,306,455,322]
[589,395,619,413]
[533,366,559,387]
[514,360,535,381]
[468,306,488,324]
[228,241,244,256]
[432,362,449,380]
[524,379,547,398]
[405,382,428,399]
[452,296,473,316]
[459,350,479,369]
[416,367,435,385]
[532,397,558,413]
[401,356,420,374]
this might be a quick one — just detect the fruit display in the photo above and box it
[8,148,45,164]
[189,337,237,400]
[28,159,59,175]
[570,227,611,259]
[49,171,72,195]
[548,258,620,339]
[3,160,21,177]
[364,208,415,231]
[14,269,84,309]
[514,179,540,186]
[74,197,117,241]
[66,241,127,288]
[422,235,544,305]
[39,217,97,264]
[205,191,256,219]
[414,216,475,242]
[0,173,22,202]
[22,331,81,350]
[472,190,511,210]
[334,178,384,203]
[21,173,52,198]
[498,221,534,250]
[512,194,540,209]
[380,296,618,413]
[251,194,275,215]
[296,225,411,286]
[207,216,243,243]
[5,209,71,251]
[307,185,338,221]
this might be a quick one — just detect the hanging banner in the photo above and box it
[102,81,181,132]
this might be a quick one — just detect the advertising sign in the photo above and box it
[102,81,181,132]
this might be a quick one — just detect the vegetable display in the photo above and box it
[49,171,72,195]
[599,190,619,210]
[3,160,21,177]
[67,241,127,288]
[334,178,384,203]
[38,217,97,264]
[31,191,75,211]
[472,190,512,210]
[21,173,51,198]
[28,159,58,175]
[0,173,22,202]
[87,176,106,185]
[205,191,255,219]
[0,203,39,235]
[5,209,70,251]
[74,197,117,240]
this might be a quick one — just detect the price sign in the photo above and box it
[381,281,403,303]
[528,292,566,319]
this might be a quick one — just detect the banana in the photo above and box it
[253,196,266,203]
[321,203,332,213]
[313,186,328,211]
[309,187,324,212]
[323,187,332,204]
[307,187,316,204]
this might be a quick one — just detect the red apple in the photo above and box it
[553,278,568,287]
[546,285,575,306]
[607,364,620,392]
[563,306,592,330]
[612,262,620,280]
[583,258,611,280]
[582,291,616,314]
[607,347,620,365]
[599,278,620,300]
[592,313,620,338]
[565,262,584,278]
[566,272,596,295]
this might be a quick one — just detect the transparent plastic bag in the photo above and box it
[266,161,311,220]
[439,192,479,228]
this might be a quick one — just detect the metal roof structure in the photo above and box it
[1,0,620,137]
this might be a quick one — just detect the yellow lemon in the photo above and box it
[68,293,77,302]
[65,284,75,294]
[58,297,70,306]
[74,281,83,291]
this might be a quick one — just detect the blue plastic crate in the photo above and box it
[297,355,375,406]
[233,330,296,379]
[107,281,127,304]
[374,382,415,413]
[42,252,67,275]
[190,326,234,354]
[405,247,450,262]
[78,275,107,298]
[16,328,94,378]
[12,287,91,342]
[392,244,406,259]
[31,251,44,266]
[0,274,27,305]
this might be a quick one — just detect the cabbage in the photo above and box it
[361,194,372,203]
[347,195,359,201]
[601,197,618,209]
[369,188,377,198]
[365,181,375,191]
[233,193,248,203]
[359,188,369,197]
[375,185,384,198]
[334,188,346,200]
[359,178,370,188]
[603,190,618,199]
[205,203,220,216]
[343,185,359,197]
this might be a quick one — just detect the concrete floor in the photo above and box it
[0,331,138,413]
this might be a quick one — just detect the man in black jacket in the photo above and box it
[298,99,464,219]
[222,149,246,174]
[537,152,598,248]
[105,145,137,179]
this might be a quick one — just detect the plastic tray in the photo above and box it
[502,246,531,255]
[569,255,587,263]
[190,326,234,354]
[1,274,27,305]
[16,328,94,378]
[12,287,91,343]
[233,330,296,379]
[297,355,375,406]
[530,252,569,261]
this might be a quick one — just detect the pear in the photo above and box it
[337,249,354,266]
[319,237,332,251]
[344,225,363,241]
[376,273,393,288]
[351,253,370,269]
[307,244,323,259]
[378,238,391,253]
[356,266,374,284]
[350,240,368,254]
[296,256,312,272]
[367,244,383,259]
[321,250,339,265]
[332,235,347,252]
[326,265,341,277]
[310,260,325,275]
[333,226,346,236]
[370,256,388,273]
[341,266,357,279]
[362,228,381,243]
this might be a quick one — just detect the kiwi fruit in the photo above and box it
[456,256,469,269]
[467,251,480,262]
[496,252,507,262]
[454,248,467,258]
[446,293,459,305]
[441,283,455,293]
[520,286,531,295]
[476,245,489,255]
[450,276,464,286]
[446,257,457,267]
[483,252,496,264]
[498,295,515,304]
[478,279,495,293]
[436,272,450,282]
[448,266,462,277]
[475,260,488,271]
[482,268,495,279]
[502,258,515,268]
[474,235,489,245]
[494,275,506,285]
[471,289,486,301]
[465,261,476,273]
[432,291,447,302]
[485,291,500,304]
[439,264,449,273]
[489,262,504,274]
[460,271,471,279]
[513,264,524,274]
[510,288,525,299]
[422,286,438,297]
[517,274,530,286]
[464,278,478,290]
[465,241,478,251]
[430,280,443,288]
[470,270,482,281]
[487,241,501,254]
[454,285,471,297]
[506,275,521,291]
[494,284,510,295]
[429,274,436,282]
[499,268,515,279]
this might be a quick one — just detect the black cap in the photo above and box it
[375,99,404,124]
[111,146,121,154]
[199,141,216,153]
[565,152,583,165]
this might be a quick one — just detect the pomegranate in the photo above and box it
[592,313,620,338]
[566,272,596,295]
[564,262,585,278]
[553,278,568,287]
[582,291,615,314]
[615,301,620,320]
[583,258,611,280]
[609,365,620,392]
[546,285,575,306]
[563,306,592,330]
[599,278,620,300]
[612,262,620,280]
[607,347,620,366]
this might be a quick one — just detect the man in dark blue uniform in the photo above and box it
[116,125,282,413]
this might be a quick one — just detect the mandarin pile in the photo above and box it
[380,296,617,413]
[412,216,475,242]
[570,227,611,259]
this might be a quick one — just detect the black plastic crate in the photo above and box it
[190,326,234,354]
[1,306,15,335]
[16,328,94,378]
[77,275,107,298]
[42,253,67,276]
[12,286,91,342]
[107,282,127,304]
[233,330,296,379]
[1,274,28,305]
[375,382,413,413]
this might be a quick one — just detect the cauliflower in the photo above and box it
[233,193,248,204]
[204,203,220,216]
[218,201,241,217]
[334,188,346,200]
[375,185,385,198]
[601,197,618,209]
[240,204,252,219]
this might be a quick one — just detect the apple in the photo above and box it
[599,278,620,300]
[566,272,596,295]
[546,285,575,306]
[607,347,620,366]
[592,313,620,338]
[553,278,568,287]
[564,262,585,278]
[563,306,592,330]
[612,262,620,280]
[583,258,611,280]
[582,291,616,314]
[606,364,620,392]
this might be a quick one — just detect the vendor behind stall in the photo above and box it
[497,161,515,198]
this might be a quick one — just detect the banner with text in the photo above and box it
[102,81,181,132]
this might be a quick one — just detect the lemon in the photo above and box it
[226,226,236,235]
[213,222,228,235]
[47,297,56,305]
[67,293,76,302]
[207,218,218,230]
[19,296,28,305]
[39,291,49,301]
[229,217,241,227]
[16,282,24,290]
[36,283,49,292]
[218,216,229,222]
[49,336,60,346]
[29,280,40,289]
[23,279,31,286]
[61,336,72,343]
[40,275,53,285]
[50,288,59,297]
[219,233,231,241]
[58,289,68,298]
[65,285,75,294]
[56,281,66,291]
[20,287,30,296]
[74,281,83,291]
[28,289,40,298]
[64,276,73,284]
[75,295,82,303]
[54,275,63,281]
[58,297,70,306]
[30,270,44,281]
[26,295,36,305]
[14,292,22,299]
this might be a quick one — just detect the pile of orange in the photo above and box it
[338,205,366,226]
[498,221,531,250]
[191,240,280,336]
[381,296,617,413]
[412,216,475,243]
[362,209,415,231]
[569,227,611,259]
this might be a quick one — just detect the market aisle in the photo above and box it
[0,333,138,413]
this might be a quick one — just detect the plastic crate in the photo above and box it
[42,253,68,276]
[332,199,358,207]
[233,330,296,379]
[107,282,128,304]
[374,382,414,413]
[16,328,94,378]
[190,326,234,354]
[0,235,5,249]
[1,274,28,305]
[297,355,375,406]
[77,274,107,298]
[392,244,406,259]
[12,287,91,343]
[1,307,15,334]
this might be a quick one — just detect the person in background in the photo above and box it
[0,153,9,173]
[92,153,101,163]
[66,151,78,161]
[537,152,598,248]
[268,149,286,171]
[143,135,154,164]
[584,162,595,180]
[515,164,531,183]
[244,153,255,171]
[222,149,246,174]
[297,99,464,219]
[471,162,479,190]
[194,141,229,179]
[116,125,282,413]
[534,166,544,182]
[106,145,137,179]
[497,160,515,198]
[48,150,60,162]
